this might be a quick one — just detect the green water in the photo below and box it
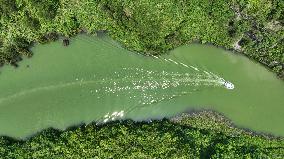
[0,35,283,138]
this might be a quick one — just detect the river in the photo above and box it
[0,34,283,138]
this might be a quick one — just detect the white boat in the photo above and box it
[224,81,234,90]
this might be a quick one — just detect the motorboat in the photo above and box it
[224,81,234,90]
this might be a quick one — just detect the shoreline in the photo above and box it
[70,31,284,80]
[1,109,282,141]
[2,110,284,158]
[0,1,283,157]
[172,109,284,140]
[0,32,283,141]
[1,30,283,81]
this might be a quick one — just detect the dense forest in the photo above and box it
[1,111,284,158]
[1,0,284,158]
[0,0,283,77]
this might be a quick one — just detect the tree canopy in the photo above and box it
[0,0,283,77]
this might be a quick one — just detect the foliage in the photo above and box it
[0,0,283,77]
[0,1,283,157]
[0,111,283,158]
[0,0,18,17]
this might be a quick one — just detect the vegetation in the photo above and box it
[0,0,283,77]
[0,111,283,158]
[0,1,283,157]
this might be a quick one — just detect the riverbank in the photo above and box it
[0,1,283,157]
[1,35,283,138]
[172,110,283,139]
[0,110,283,158]
[0,0,283,78]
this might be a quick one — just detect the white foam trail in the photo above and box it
[152,55,159,59]
[168,58,179,65]
[189,65,199,71]
[179,62,190,68]
[165,57,200,72]
[166,58,201,73]
[203,71,210,75]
